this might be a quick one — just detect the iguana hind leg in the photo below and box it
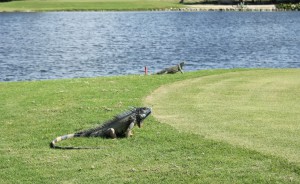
[105,128,117,139]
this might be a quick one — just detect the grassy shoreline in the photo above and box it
[1,69,300,183]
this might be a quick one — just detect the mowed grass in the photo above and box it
[145,69,300,164]
[0,0,183,12]
[1,69,300,183]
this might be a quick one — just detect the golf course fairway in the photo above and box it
[145,69,300,163]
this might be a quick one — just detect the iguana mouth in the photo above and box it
[137,107,152,128]
[144,107,152,117]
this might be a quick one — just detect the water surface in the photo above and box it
[0,11,299,81]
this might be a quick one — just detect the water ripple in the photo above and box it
[0,12,300,81]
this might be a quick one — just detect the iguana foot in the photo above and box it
[125,130,133,138]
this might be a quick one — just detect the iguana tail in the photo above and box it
[50,133,104,149]
[50,133,80,149]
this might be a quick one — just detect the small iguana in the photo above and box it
[50,107,152,149]
[156,62,185,75]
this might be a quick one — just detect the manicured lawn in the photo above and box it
[1,69,300,183]
[146,69,300,164]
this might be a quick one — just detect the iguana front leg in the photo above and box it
[125,119,135,138]
[178,64,184,74]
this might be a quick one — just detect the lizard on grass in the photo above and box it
[156,62,185,75]
[50,107,152,149]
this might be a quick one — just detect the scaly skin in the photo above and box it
[156,62,185,74]
[50,107,152,149]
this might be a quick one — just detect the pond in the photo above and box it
[0,11,299,81]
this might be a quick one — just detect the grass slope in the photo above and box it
[0,0,182,12]
[145,69,300,164]
[1,69,300,183]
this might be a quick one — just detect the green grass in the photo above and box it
[1,69,300,183]
[0,0,183,12]
[146,69,300,164]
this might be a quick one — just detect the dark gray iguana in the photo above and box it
[50,107,152,149]
[156,62,185,75]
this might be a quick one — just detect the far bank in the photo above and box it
[0,0,299,12]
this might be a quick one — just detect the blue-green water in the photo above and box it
[0,11,299,81]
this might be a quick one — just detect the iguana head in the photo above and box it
[136,107,152,128]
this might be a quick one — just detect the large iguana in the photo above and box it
[156,62,185,75]
[50,107,152,149]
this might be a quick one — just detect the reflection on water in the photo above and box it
[0,12,299,81]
